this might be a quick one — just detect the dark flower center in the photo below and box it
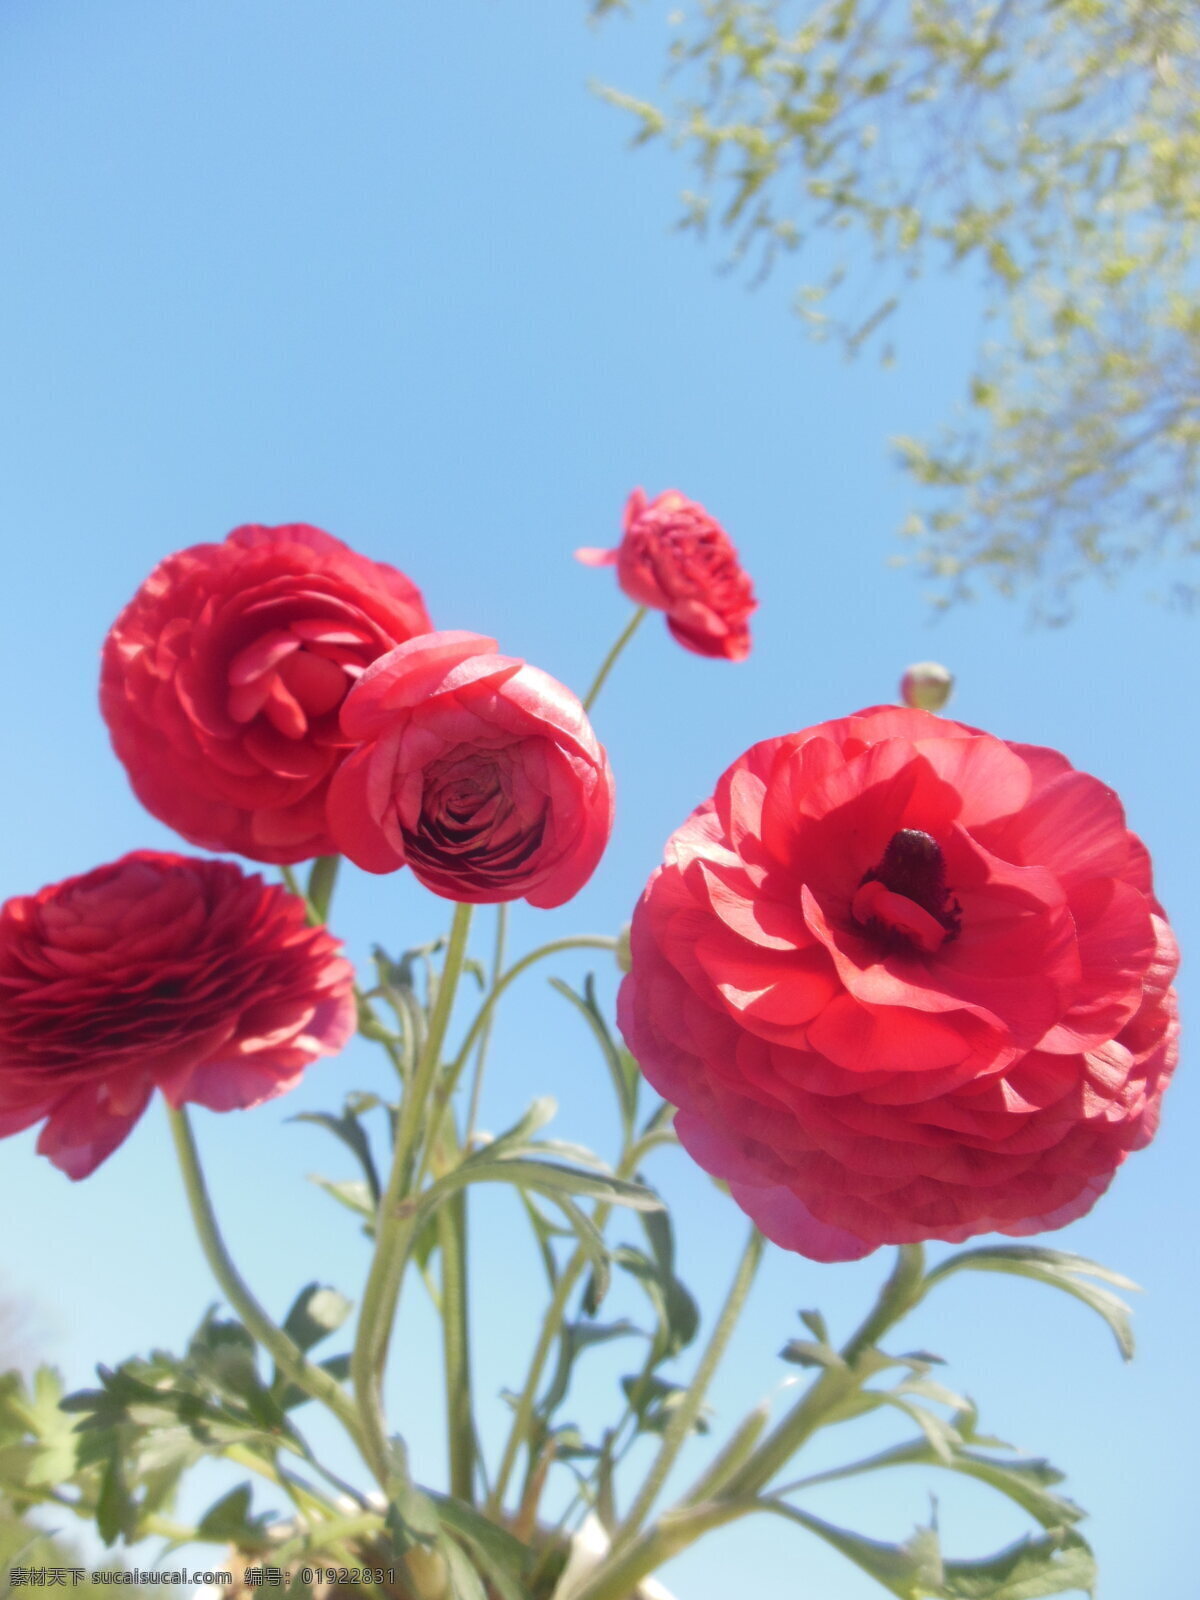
[852,829,962,954]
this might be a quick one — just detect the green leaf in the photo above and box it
[96,1447,136,1546]
[385,1440,441,1555]
[472,1096,558,1163]
[540,1321,644,1421]
[939,1531,1096,1598]
[446,1156,662,1213]
[428,1495,530,1600]
[681,1402,771,1505]
[290,1104,382,1205]
[196,1482,271,1544]
[549,975,640,1135]
[780,1339,846,1371]
[281,1284,353,1353]
[799,1309,830,1342]
[441,1540,488,1600]
[308,1175,377,1229]
[925,1246,1137,1359]
[763,1502,944,1597]
[620,1374,711,1437]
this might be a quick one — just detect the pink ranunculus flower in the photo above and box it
[100,523,433,864]
[577,489,756,661]
[0,852,355,1178]
[618,706,1179,1262]
[326,631,615,907]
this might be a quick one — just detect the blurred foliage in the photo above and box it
[592,0,1200,615]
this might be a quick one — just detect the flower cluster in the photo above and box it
[0,501,1179,1270]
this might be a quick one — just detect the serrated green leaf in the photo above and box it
[196,1483,265,1543]
[939,1530,1096,1599]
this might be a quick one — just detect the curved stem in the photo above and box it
[421,935,617,1184]
[465,903,508,1147]
[453,936,617,1095]
[616,1226,765,1544]
[166,1105,368,1459]
[350,901,474,1486]
[583,607,649,712]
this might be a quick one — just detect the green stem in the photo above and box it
[569,1500,752,1600]
[421,935,617,1184]
[307,855,341,923]
[439,1190,475,1503]
[452,937,617,1093]
[487,1131,644,1519]
[464,904,508,1147]
[721,1243,927,1502]
[350,902,475,1486]
[616,1227,765,1544]
[583,607,649,712]
[166,1105,368,1458]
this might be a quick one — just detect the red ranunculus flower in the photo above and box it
[619,706,1179,1261]
[327,631,615,906]
[576,489,756,661]
[101,524,433,863]
[0,852,355,1179]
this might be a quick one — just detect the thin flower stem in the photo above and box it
[420,934,618,1184]
[615,1226,765,1545]
[166,1105,369,1459]
[488,1127,649,1519]
[464,903,508,1147]
[583,607,649,712]
[487,1243,586,1520]
[438,1190,476,1503]
[350,901,474,1487]
[307,855,341,923]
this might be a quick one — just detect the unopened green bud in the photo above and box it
[616,922,633,974]
[900,661,954,712]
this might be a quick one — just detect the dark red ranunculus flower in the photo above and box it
[327,631,615,907]
[0,851,355,1179]
[618,706,1178,1261]
[101,524,433,863]
[576,489,756,661]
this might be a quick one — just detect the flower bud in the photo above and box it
[900,660,954,712]
[616,922,633,974]
[403,1547,451,1600]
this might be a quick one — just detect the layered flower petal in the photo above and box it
[101,524,433,863]
[328,632,615,907]
[619,707,1179,1259]
[0,852,355,1178]
[577,489,757,661]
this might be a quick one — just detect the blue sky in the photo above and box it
[0,3,1194,1596]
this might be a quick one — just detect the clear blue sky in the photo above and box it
[0,4,1194,1596]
